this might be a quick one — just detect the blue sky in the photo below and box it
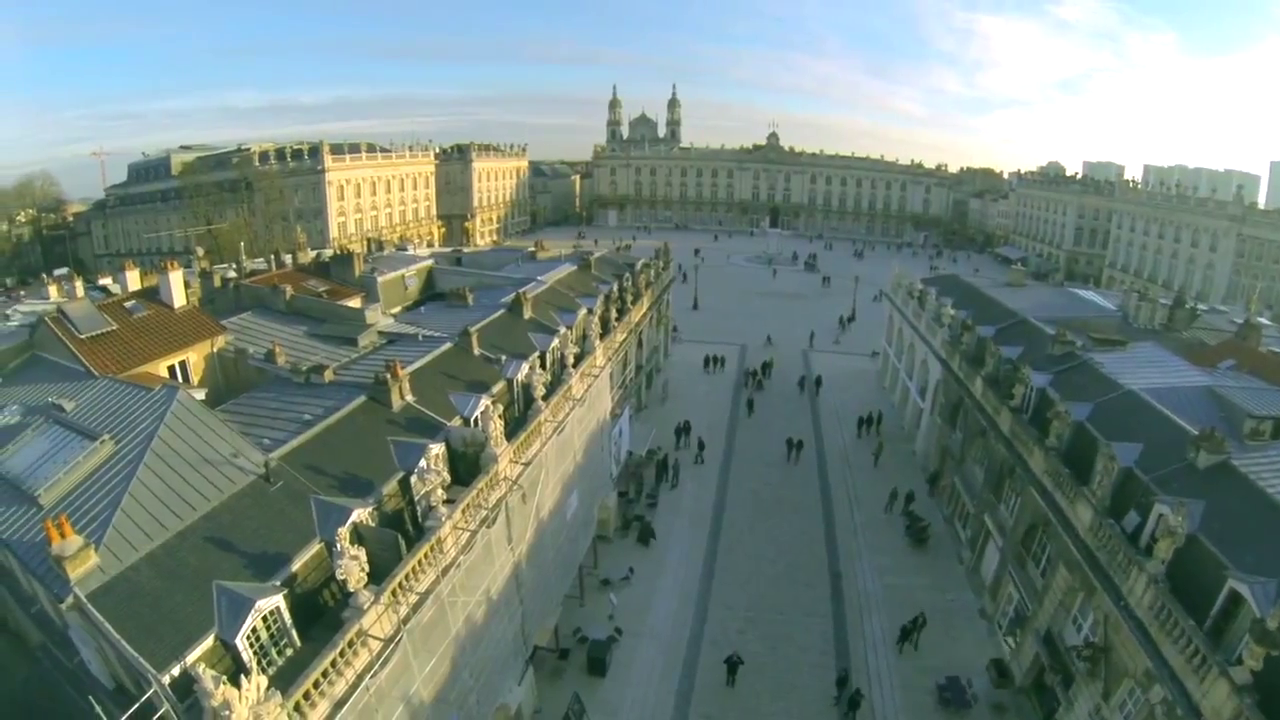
[4,0,1278,197]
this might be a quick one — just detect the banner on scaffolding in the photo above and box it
[562,691,590,720]
[609,404,631,479]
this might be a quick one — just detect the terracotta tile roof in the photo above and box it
[44,291,227,377]
[243,268,364,303]
[120,371,173,388]
[1185,338,1280,387]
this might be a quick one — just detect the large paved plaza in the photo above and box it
[524,228,1015,720]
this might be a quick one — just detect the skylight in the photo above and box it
[302,279,331,295]
[0,420,114,506]
[123,299,148,317]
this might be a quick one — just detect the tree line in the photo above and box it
[0,170,77,282]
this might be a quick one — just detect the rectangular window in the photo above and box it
[242,607,295,675]
[995,579,1030,650]
[1000,480,1021,519]
[1027,529,1052,580]
[165,359,193,385]
[1066,597,1098,645]
[1115,683,1145,720]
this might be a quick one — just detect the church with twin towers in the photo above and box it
[604,84,683,149]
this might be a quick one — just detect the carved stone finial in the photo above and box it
[1149,502,1190,572]
[332,526,373,612]
[191,663,296,720]
[481,400,508,453]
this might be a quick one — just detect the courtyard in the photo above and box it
[521,228,1018,720]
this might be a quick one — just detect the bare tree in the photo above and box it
[176,162,251,265]
[1,170,70,276]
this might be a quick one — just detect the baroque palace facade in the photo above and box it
[589,85,953,236]
[82,140,530,273]
[879,265,1280,720]
[1005,174,1280,310]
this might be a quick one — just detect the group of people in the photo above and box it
[833,669,866,718]
[702,353,728,373]
[653,452,681,490]
[895,611,929,653]
[670,420,708,465]
[797,372,824,396]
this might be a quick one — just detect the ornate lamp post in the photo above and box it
[692,263,700,311]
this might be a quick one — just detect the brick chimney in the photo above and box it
[462,325,481,355]
[118,260,142,293]
[41,274,60,301]
[158,260,188,309]
[45,514,99,584]
[265,341,287,366]
[370,359,411,410]
[509,290,532,319]
[1007,263,1026,287]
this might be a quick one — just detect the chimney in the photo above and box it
[68,274,86,299]
[270,283,293,312]
[388,358,412,400]
[267,253,278,272]
[461,325,481,355]
[1007,263,1026,287]
[265,341,287,366]
[1050,328,1076,355]
[509,290,532,319]
[41,274,60,301]
[45,514,99,584]
[578,254,597,274]
[1235,316,1264,349]
[332,249,365,286]
[158,260,188,309]
[1187,427,1229,468]
[370,360,408,410]
[1165,290,1199,331]
[448,287,475,307]
[273,248,287,269]
[118,260,142,293]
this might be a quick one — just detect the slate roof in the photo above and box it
[222,309,366,369]
[0,355,266,599]
[87,395,447,671]
[43,291,227,377]
[927,273,1280,618]
[214,380,365,452]
[243,268,364,303]
[407,344,505,422]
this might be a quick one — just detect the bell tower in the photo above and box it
[665,84,682,143]
[607,85,624,144]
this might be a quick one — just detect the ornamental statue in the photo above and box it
[1237,605,1280,675]
[426,485,449,524]
[414,442,450,495]
[480,401,508,453]
[332,526,373,611]
[584,311,601,353]
[562,329,579,370]
[191,663,296,720]
[1092,447,1119,502]
[1149,502,1190,572]
[527,361,548,413]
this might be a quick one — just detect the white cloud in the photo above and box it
[7,0,1278,197]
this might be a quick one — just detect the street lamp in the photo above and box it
[692,264,700,311]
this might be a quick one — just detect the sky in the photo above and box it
[3,0,1279,198]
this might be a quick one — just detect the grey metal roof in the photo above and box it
[214,379,364,452]
[1213,385,1280,417]
[0,355,266,598]
[331,335,452,384]
[1087,342,1215,388]
[396,302,504,338]
[498,259,571,278]
[365,252,432,275]
[980,283,1120,319]
[223,308,365,368]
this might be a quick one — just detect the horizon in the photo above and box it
[5,0,1279,199]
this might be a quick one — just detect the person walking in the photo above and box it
[863,411,875,435]
[794,438,805,463]
[896,622,913,653]
[703,354,711,373]
[785,437,795,462]
[719,354,728,373]
[723,651,745,688]
[833,667,850,706]
[901,488,917,514]
[814,374,824,397]
[845,687,865,719]
[673,423,683,450]
[809,329,816,348]
[884,487,899,514]
[875,409,884,435]
[797,374,807,394]
[695,436,706,464]
[856,414,865,438]
[670,458,681,489]
[873,438,884,468]
[746,395,755,418]
[911,612,928,650]
[682,420,693,448]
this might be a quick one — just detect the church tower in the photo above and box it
[607,85,623,144]
[665,84,682,144]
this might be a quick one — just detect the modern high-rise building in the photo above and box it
[1081,161,1125,183]
[1140,164,1261,204]
[1264,161,1280,210]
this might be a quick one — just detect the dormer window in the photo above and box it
[213,581,299,676]
[1242,416,1280,442]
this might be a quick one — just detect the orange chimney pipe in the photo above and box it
[57,514,75,539]
[43,518,60,545]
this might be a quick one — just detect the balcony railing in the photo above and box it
[889,278,1261,720]
[285,268,673,717]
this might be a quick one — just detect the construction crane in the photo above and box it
[89,146,113,191]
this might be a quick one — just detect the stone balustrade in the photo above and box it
[889,281,1263,720]
[285,268,673,717]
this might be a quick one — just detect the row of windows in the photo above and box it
[606,164,938,193]
[333,174,435,202]
[605,181,934,213]
[335,203,434,239]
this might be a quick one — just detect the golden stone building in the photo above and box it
[434,142,532,246]
[590,85,952,236]
[81,141,441,272]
